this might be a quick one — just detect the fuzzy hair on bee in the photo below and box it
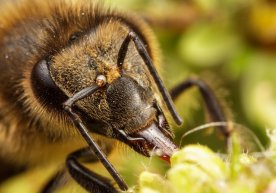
[0,0,229,192]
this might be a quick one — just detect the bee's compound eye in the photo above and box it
[31,59,67,109]
[96,75,107,87]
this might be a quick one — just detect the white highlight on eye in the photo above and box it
[96,74,107,87]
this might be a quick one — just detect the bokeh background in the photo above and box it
[1,0,276,192]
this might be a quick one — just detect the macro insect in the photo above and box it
[0,0,230,192]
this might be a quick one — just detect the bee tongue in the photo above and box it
[130,122,178,163]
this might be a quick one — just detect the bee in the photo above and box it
[0,0,229,192]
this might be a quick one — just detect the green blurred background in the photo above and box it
[1,0,276,192]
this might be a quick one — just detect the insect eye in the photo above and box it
[69,32,82,44]
[31,58,67,109]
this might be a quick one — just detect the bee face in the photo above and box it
[28,4,175,158]
[46,20,154,132]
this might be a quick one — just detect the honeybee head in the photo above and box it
[31,10,180,161]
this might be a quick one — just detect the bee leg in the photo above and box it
[41,147,117,193]
[170,78,230,138]
[66,147,118,193]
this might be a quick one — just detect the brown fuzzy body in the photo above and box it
[0,0,160,169]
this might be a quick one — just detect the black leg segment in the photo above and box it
[41,147,115,193]
[66,148,118,193]
[170,78,230,137]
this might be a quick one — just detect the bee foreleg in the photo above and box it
[66,148,118,193]
[170,78,230,138]
[41,148,116,193]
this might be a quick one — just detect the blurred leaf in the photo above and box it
[178,22,241,67]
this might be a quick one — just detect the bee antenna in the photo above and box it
[118,31,183,126]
